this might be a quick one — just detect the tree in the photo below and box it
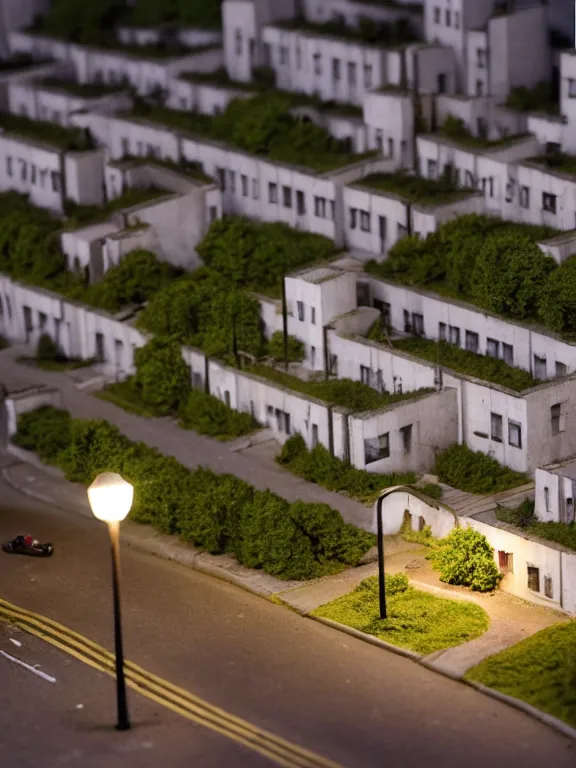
[133,338,191,413]
[427,527,502,592]
[539,255,576,334]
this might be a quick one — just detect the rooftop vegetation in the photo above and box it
[504,81,559,114]
[380,336,539,392]
[273,15,419,47]
[125,0,222,29]
[435,115,529,150]
[0,111,94,151]
[434,444,530,494]
[0,53,44,72]
[130,92,375,172]
[356,171,476,206]
[64,186,170,229]
[115,154,215,184]
[38,77,127,98]
[528,151,576,176]
[496,499,576,553]
[365,214,576,336]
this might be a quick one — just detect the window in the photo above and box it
[375,130,383,152]
[534,355,547,379]
[332,58,341,81]
[544,576,553,599]
[39,312,47,330]
[95,332,105,362]
[50,171,61,192]
[378,216,387,250]
[439,322,447,341]
[373,299,390,328]
[310,346,316,367]
[569,78,576,98]
[281,185,293,209]
[280,46,289,65]
[360,365,371,386]
[360,211,371,232]
[527,566,540,592]
[465,331,479,354]
[296,190,305,214]
[348,61,357,86]
[364,432,390,464]
[476,80,484,97]
[449,326,460,346]
[235,29,242,56]
[502,343,514,365]
[403,309,411,333]
[20,160,27,181]
[544,486,550,513]
[477,49,486,69]
[313,53,322,75]
[241,174,248,196]
[486,338,499,358]
[433,6,440,23]
[209,205,218,222]
[482,177,494,198]
[263,43,271,66]
[328,200,335,221]
[364,64,373,89]
[224,390,231,408]
[491,413,503,442]
[412,313,424,336]
[542,192,557,214]
[329,354,338,375]
[314,196,327,218]
[297,301,305,322]
[508,420,522,449]
[427,159,438,178]
[445,8,451,25]
[556,361,567,377]
[311,307,316,325]
[505,180,514,202]
[311,424,319,447]
[296,44,302,69]
[216,168,226,190]
[268,183,278,204]
[228,170,236,193]
[454,11,460,28]
[400,424,413,454]
[388,138,394,158]
[520,186,530,209]
[252,178,259,200]
[498,551,513,573]
[6,156,12,177]
[349,207,357,229]
[551,403,565,435]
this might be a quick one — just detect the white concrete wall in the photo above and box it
[0,134,63,210]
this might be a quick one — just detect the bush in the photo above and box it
[400,510,435,546]
[496,500,576,552]
[277,434,417,504]
[538,255,576,335]
[13,406,375,580]
[178,389,259,440]
[427,527,503,592]
[434,444,530,494]
[268,332,304,363]
[133,338,191,414]
[36,333,60,362]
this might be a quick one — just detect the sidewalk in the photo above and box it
[0,345,374,531]
[2,453,567,678]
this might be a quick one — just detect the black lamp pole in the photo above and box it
[108,521,130,731]
[376,494,387,619]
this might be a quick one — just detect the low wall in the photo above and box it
[5,388,62,438]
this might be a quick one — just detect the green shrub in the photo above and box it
[13,406,374,579]
[427,527,503,592]
[178,389,259,440]
[400,510,435,546]
[277,434,417,504]
[434,444,530,494]
[268,332,304,363]
[496,499,536,527]
[538,255,576,335]
[497,500,576,552]
[36,333,60,362]
[133,338,191,414]
[417,482,443,501]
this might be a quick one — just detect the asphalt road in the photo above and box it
[0,471,574,768]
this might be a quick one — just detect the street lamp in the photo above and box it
[87,472,134,732]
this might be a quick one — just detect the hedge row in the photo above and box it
[277,434,418,504]
[13,406,375,579]
[434,444,530,494]
[366,214,576,336]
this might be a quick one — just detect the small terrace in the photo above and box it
[0,111,94,151]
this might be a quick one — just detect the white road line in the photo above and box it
[0,650,56,683]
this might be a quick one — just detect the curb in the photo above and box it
[4,464,576,744]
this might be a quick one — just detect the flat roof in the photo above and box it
[300,267,342,284]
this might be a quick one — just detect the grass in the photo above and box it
[0,111,94,151]
[16,355,95,372]
[496,500,576,552]
[356,172,476,206]
[528,152,576,176]
[313,574,489,655]
[64,186,170,229]
[436,116,529,151]
[465,621,576,727]
[387,337,539,392]
[246,364,434,411]
[435,444,530,495]
[95,380,160,418]
[38,77,126,98]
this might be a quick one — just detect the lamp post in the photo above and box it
[87,472,134,732]
[376,492,387,620]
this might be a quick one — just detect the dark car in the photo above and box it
[2,535,54,557]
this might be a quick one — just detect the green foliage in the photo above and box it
[466,621,576,728]
[400,510,435,546]
[127,0,222,28]
[434,444,530,494]
[313,574,489,655]
[268,332,304,363]
[0,111,94,151]
[277,434,416,504]
[13,406,374,580]
[417,482,443,501]
[197,216,335,296]
[137,268,266,358]
[133,338,191,414]
[538,255,576,335]
[32,0,129,44]
[178,389,259,440]
[392,338,538,391]
[36,333,60,362]
[505,82,558,114]
[427,527,503,592]
[497,500,576,552]
[95,379,161,418]
[496,499,537,528]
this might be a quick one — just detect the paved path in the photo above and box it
[0,345,374,532]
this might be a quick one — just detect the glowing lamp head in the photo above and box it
[87,472,134,523]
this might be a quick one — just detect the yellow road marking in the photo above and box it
[0,599,345,768]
